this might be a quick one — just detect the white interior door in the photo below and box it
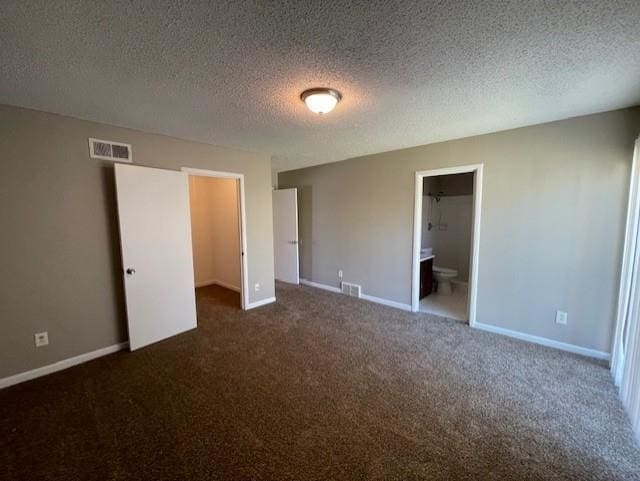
[272,188,299,284]
[115,164,197,350]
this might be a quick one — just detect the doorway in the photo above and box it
[114,164,250,351]
[411,165,483,325]
[182,167,249,310]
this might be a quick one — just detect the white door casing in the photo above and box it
[115,164,197,350]
[180,167,249,310]
[612,137,640,443]
[272,188,300,284]
[411,164,483,324]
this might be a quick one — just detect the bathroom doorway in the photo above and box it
[411,165,483,325]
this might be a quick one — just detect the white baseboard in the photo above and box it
[246,296,276,310]
[361,293,412,311]
[195,278,217,288]
[300,278,412,311]
[299,278,609,360]
[195,279,241,292]
[300,278,341,293]
[0,342,129,390]
[212,280,241,292]
[474,322,610,361]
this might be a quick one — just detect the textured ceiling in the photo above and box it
[2,1,640,172]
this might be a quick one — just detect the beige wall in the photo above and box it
[188,176,241,290]
[0,104,274,379]
[279,108,640,353]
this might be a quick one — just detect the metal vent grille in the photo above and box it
[341,282,361,298]
[88,138,132,162]
[111,144,130,159]
[93,141,112,157]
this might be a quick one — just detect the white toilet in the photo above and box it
[433,266,458,295]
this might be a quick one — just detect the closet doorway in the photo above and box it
[183,167,248,311]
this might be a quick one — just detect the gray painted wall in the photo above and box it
[279,108,640,353]
[0,105,275,379]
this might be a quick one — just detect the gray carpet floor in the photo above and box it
[1,282,639,480]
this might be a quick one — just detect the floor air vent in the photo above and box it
[341,282,361,298]
[89,138,132,162]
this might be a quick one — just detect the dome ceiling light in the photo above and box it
[300,88,342,114]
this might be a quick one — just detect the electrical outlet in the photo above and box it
[555,311,568,325]
[254,283,260,292]
[34,331,49,347]
[338,269,343,279]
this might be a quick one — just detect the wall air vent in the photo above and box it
[88,138,132,162]
[341,282,361,298]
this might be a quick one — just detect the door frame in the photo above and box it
[181,167,249,310]
[611,137,640,380]
[411,164,484,326]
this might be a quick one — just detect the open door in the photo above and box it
[115,164,197,350]
[272,188,299,284]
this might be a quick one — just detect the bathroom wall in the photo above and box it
[188,176,241,290]
[426,172,474,197]
[421,176,437,253]
[424,195,473,281]
[422,173,474,281]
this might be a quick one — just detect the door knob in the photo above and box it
[288,240,298,244]
[126,268,136,275]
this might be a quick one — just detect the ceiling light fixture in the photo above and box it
[300,88,342,114]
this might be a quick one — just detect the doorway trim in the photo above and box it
[411,164,484,326]
[181,167,249,310]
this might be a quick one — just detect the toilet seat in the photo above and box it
[433,266,457,276]
[432,266,457,295]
